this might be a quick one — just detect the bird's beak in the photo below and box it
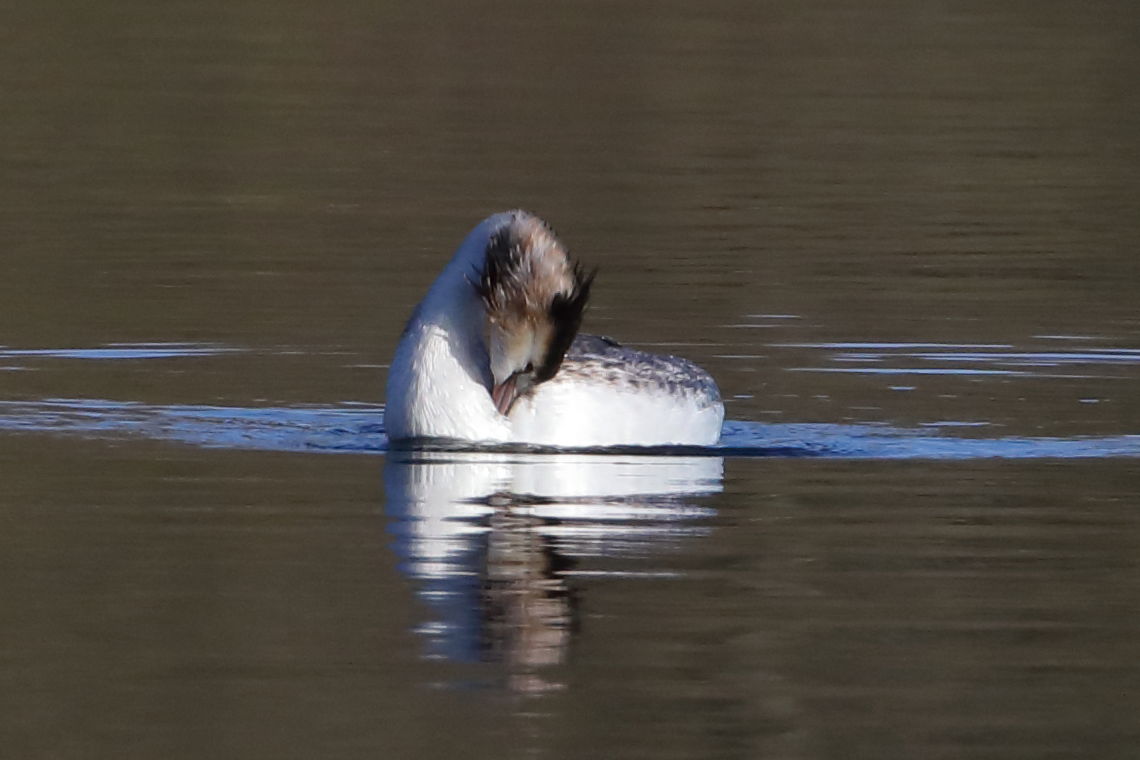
[491,374,519,416]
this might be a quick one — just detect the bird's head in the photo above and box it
[473,211,594,416]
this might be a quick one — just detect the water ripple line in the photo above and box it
[0,398,1136,460]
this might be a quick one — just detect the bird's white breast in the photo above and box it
[385,319,511,443]
[510,377,723,447]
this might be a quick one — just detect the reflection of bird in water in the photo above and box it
[385,210,724,447]
[479,503,577,694]
[383,451,722,693]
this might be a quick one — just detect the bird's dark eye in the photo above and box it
[524,362,534,373]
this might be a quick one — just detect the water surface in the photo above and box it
[2,1,1138,758]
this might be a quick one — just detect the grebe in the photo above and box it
[384,210,724,447]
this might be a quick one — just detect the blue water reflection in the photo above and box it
[0,343,241,360]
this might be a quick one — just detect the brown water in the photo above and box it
[2,1,1139,758]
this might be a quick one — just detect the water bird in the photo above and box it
[384,210,724,447]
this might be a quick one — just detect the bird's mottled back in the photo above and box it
[555,334,722,408]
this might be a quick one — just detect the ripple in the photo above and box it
[718,420,1140,459]
[0,398,385,453]
[0,398,1136,460]
[769,341,1140,379]
[0,343,242,360]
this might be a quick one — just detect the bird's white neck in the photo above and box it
[384,216,513,443]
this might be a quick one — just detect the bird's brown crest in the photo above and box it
[473,210,595,384]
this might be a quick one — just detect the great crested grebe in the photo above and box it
[384,210,724,447]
